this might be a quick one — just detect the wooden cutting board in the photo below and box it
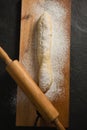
[16,0,71,128]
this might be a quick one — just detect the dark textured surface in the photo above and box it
[0,0,87,130]
[0,0,21,129]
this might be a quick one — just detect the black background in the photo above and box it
[0,0,87,130]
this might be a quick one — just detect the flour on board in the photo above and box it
[22,0,69,101]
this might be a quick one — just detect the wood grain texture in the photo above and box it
[16,0,71,128]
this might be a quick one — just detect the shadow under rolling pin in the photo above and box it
[0,47,66,130]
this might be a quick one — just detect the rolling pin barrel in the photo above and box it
[0,47,65,130]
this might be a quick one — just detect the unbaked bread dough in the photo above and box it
[37,12,53,93]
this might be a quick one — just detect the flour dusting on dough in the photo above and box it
[22,0,69,101]
[37,12,53,93]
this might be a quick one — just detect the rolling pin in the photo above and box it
[0,47,65,130]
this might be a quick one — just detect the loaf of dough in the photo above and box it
[37,12,53,93]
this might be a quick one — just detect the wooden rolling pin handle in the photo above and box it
[0,47,65,130]
[0,47,12,65]
[54,118,66,130]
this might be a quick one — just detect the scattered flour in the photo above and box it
[22,0,69,101]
